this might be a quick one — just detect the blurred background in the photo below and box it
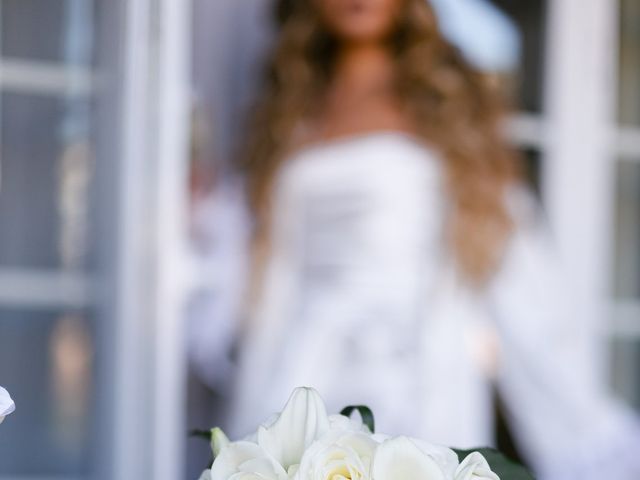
[0,0,638,479]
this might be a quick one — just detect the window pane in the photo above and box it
[520,148,542,197]
[1,0,95,66]
[613,160,640,299]
[0,93,93,270]
[611,338,640,409]
[436,0,547,112]
[619,0,640,125]
[0,309,95,476]
[490,0,547,112]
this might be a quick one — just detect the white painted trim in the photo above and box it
[151,0,191,478]
[0,59,94,96]
[0,269,91,309]
[543,0,619,386]
[109,0,191,479]
[111,0,155,478]
[544,0,618,327]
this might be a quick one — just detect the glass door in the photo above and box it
[0,0,192,479]
[0,1,99,478]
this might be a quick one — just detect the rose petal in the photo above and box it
[372,437,447,480]
[199,470,213,480]
[229,473,275,480]
[409,439,460,478]
[211,441,283,480]
[239,458,285,478]
[297,431,378,480]
[454,452,500,480]
[327,414,370,434]
[0,386,15,424]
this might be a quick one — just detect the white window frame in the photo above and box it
[507,0,640,348]
[0,0,192,479]
[544,0,640,343]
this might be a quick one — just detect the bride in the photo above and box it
[227,0,640,478]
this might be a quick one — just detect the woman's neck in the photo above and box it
[309,42,409,142]
[332,43,395,93]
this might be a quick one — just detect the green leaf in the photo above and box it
[454,448,536,480]
[189,429,213,440]
[339,405,375,433]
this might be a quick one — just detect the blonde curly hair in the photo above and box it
[242,0,521,286]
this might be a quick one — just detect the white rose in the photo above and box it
[454,452,499,480]
[210,441,287,480]
[327,413,371,435]
[231,473,290,480]
[199,470,212,480]
[295,429,379,480]
[371,437,459,480]
[205,469,271,480]
[0,387,15,424]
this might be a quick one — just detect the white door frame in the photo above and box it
[544,0,619,361]
[110,0,191,479]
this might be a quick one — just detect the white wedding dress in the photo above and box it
[230,132,640,479]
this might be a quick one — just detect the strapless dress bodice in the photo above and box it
[276,131,442,196]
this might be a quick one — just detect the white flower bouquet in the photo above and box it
[0,386,15,425]
[193,387,533,480]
